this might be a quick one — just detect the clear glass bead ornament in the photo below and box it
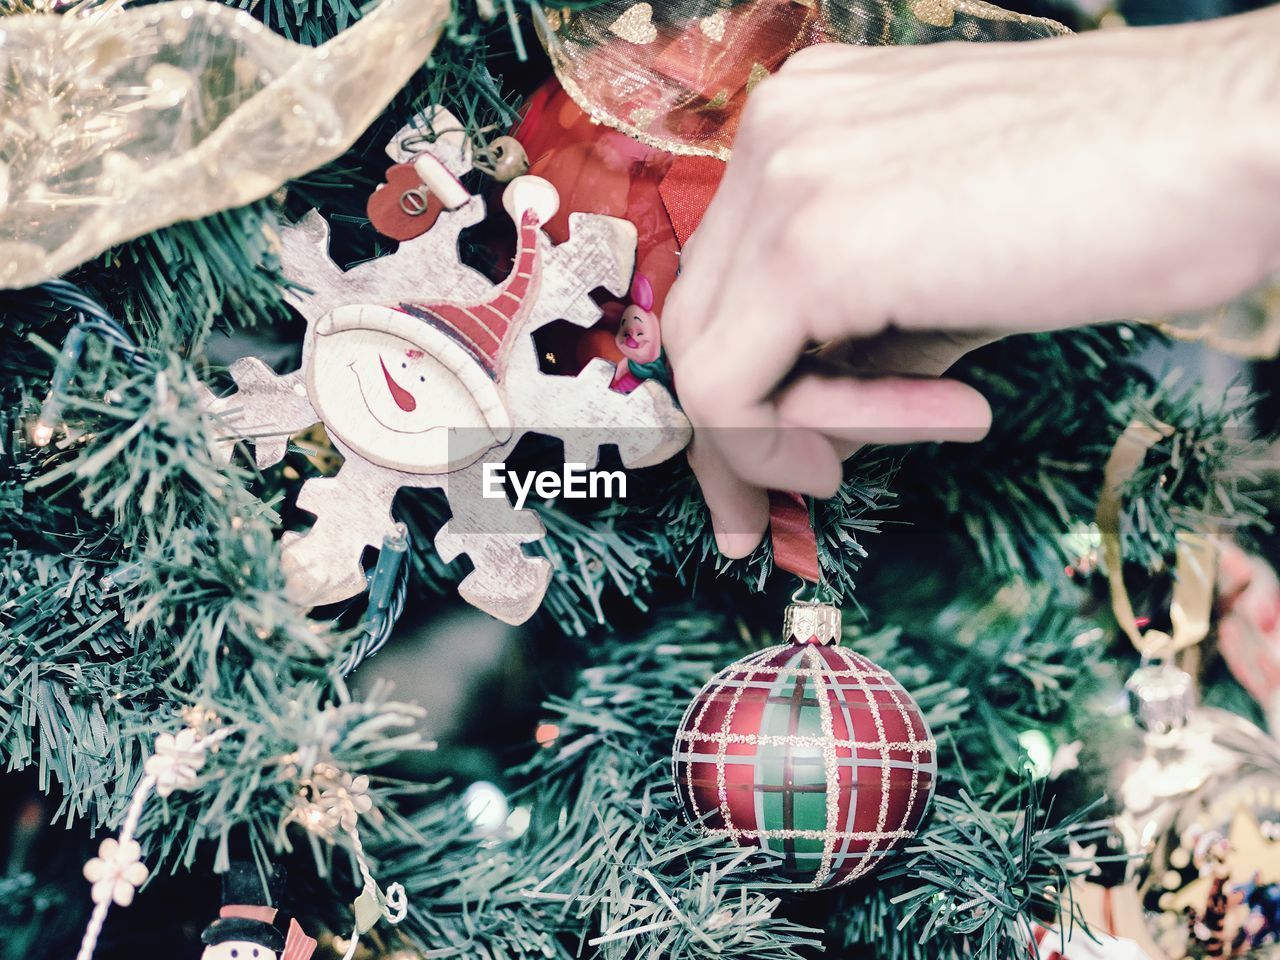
[1109,662,1280,958]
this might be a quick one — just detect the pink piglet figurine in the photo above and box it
[611,273,671,394]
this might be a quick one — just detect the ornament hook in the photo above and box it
[789,577,833,606]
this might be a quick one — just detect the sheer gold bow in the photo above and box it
[536,0,1069,159]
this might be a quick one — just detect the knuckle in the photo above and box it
[813,465,844,499]
[759,139,820,193]
[776,200,826,264]
[689,366,751,423]
[758,140,796,181]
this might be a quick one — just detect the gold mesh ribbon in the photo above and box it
[1096,419,1217,661]
[0,0,450,288]
[535,0,1069,159]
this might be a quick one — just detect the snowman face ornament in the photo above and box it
[202,941,276,960]
[306,306,511,474]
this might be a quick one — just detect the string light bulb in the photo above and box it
[29,415,55,447]
[26,311,143,451]
[462,781,510,836]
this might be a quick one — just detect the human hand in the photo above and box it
[663,10,1280,557]
[1218,543,1280,719]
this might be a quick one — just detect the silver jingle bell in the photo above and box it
[487,136,529,183]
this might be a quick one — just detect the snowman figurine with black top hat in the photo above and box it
[201,862,316,960]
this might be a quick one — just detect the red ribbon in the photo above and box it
[768,491,821,582]
[658,155,726,248]
[660,157,821,582]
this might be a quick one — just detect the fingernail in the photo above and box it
[711,514,735,557]
[715,529,762,559]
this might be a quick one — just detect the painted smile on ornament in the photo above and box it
[349,360,446,438]
[624,335,640,349]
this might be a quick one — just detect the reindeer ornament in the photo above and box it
[203,115,690,624]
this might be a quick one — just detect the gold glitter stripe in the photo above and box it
[703,827,919,841]
[676,730,934,750]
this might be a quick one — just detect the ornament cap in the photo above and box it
[1126,660,1195,735]
[783,601,841,646]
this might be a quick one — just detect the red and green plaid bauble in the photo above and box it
[672,600,937,888]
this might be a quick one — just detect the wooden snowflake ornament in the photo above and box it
[204,130,690,625]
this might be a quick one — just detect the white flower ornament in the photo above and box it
[319,771,374,830]
[83,838,149,907]
[75,722,235,960]
[297,764,402,960]
[145,728,207,797]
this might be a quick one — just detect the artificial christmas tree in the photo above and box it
[1,0,1278,958]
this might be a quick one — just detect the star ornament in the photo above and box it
[1167,807,1280,914]
[1066,839,1103,879]
[1049,739,1083,780]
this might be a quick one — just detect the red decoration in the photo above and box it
[672,605,936,888]
[658,155,726,247]
[646,0,822,122]
[512,78,819,580]
[576,324,624,372]
[1029,919,1153,960]
[514,79,691,314]
[367,163,445,241]
[1217,543,1280,712]
[546,0,831,157]
[768,491,820,582]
